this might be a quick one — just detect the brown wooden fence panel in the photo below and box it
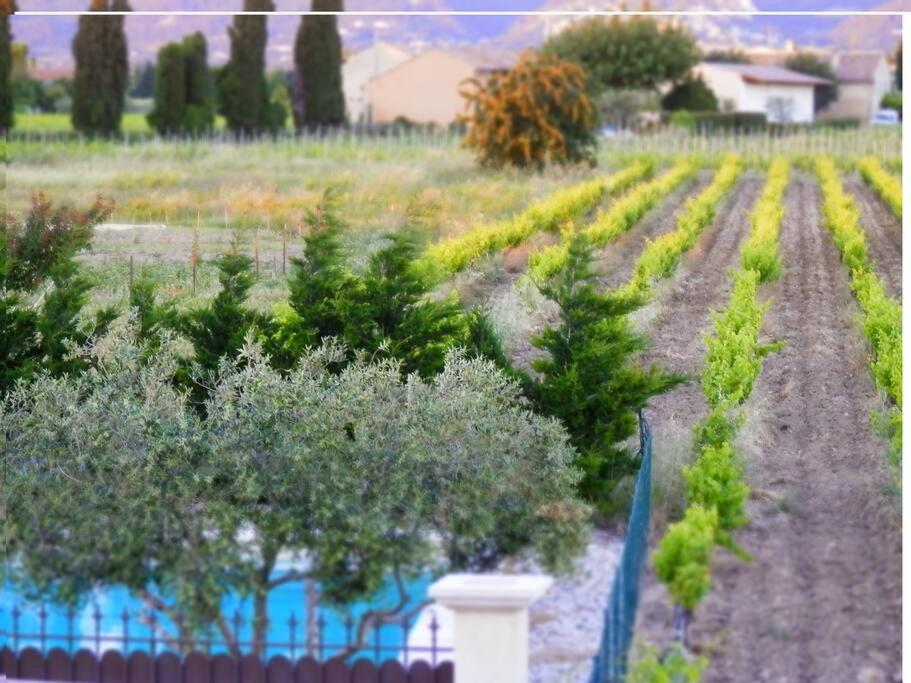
[211,652,238,683]
[100,650,126,683]
[184,651,209,683]
[0,648,454,683]
[378,659,407,683]
[294,655,322,683]
[1,646,17,675]
[156,651,182,683]
[240,653,266,683]
[322,658,348,683]
[19,647,45,679]
[407,660,433,683]
[73,649,98,682]
[433,661,453,683]
[126,651,154,683]
[351,658,377,683]
[47,648,73,681]
[266,655,293,683]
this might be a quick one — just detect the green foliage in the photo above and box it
[896,45,902,91]
[71,0,131,136]
[703,49,749,64]
[179,248,271,378]
[148,34,215,136]
[815,157,902,421]
[422,161,651,276]
[462,51,597,170]
[541,16,700,96]
[653,506,717,611]
[1,195,115,393]
[530,158,696,280]
[293,0,346,129]
[784,52,838,112]
[857,156,901,220]
[690,112,767,131]
[1,332,589,648]
[628,644,709,683]
[623,155,742,300]
[741,158,789,281]
[684,442,749,556]
[880,91,902,113]
[0,1,15,132]
[702,269,782,409]
[217,0,277,136]
[147,43,186,134]
[530,233,683,515]
[661,76,719,113]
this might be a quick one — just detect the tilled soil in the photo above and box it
[594,171,714,290]
[637,175,902,683]
[845,179,903,300]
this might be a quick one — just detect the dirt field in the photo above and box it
[635,174,902,682]
[846,179,903,300]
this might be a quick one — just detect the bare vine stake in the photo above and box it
[282,224,288,275]
[254,228,260,276]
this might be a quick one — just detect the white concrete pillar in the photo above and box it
[428,574,553,683]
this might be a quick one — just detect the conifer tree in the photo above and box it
[217,0,276,136]
[0,0,16,133]
[531,233,683,515]
[147,42,186,134]
[71,0,130,136]
[182,32,215,132]
[292,0,346,130]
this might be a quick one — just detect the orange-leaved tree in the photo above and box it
[461,51,597,171]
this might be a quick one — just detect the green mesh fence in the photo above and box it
[589,410,653,683]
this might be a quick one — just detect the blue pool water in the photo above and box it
[0,573,434,661]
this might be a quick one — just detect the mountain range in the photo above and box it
[11,0,904,72]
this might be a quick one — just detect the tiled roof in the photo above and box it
[703,62,833,86]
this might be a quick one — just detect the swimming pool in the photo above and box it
[0,572,436,662]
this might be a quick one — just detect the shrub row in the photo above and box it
[815,157,902,470]
[857,156,902,221]
[620,154,742,301]
[420,158,654,275]
[654,162,788,624]
[528,157,699,280]
[740,158,789,282]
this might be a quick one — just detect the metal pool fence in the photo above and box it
[589,410,653,683]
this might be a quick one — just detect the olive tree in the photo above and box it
[1,328,589,657]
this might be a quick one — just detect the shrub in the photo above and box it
[692,112,767,131]
[653,505,717,611]
[628,645,709,683]
[530,233,683,515]
[422,158,653,276]
[461,51,597,170]
[529,157,698,281]
[661,76,719,113]
[857,156,901,220]
[741,158,789,281]
[623,155,742,300]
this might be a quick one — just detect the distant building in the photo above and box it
[342,42,411,126]
[695,62,832,123]
[821,51,893,123]
[367,47,516,128]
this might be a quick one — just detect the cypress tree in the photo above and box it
[182,32,214,132]
[147,42,185,135]
[0,0,16,133]
[71,0,130,136]
[217,0,275,136]
[292,0,345,130]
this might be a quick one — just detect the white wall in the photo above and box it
[741,83,816,123]
[696,64,744,113]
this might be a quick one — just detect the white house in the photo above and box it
[822,51,893,123]
[695,62,833,124]
[342,42,411,126]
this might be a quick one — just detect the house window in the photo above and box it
[766,97,795,123]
